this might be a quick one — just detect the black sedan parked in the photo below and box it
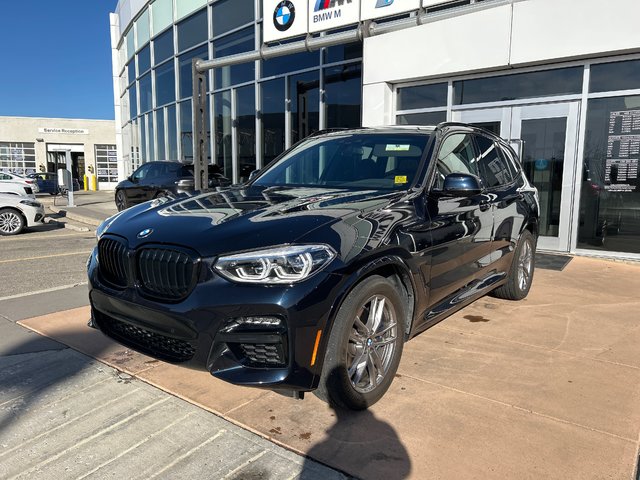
[89,124,539,409]
[114,161,231,211]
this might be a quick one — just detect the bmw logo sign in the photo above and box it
[137,228,153,239]
[274,1,295,32]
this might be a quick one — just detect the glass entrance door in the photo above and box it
[453,102,580,251]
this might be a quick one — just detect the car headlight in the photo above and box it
[19,200,42,208]
[214,245,336,284]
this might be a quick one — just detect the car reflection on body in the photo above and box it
[88,124,539,410]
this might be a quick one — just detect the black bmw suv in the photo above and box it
[114,161,231,211]
[88,124,539,410]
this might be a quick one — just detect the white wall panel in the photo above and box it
[363,6,512,85]
[510,0,640,66]
[362,83,393,127]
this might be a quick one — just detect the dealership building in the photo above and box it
[110,0,640,258]
[0,117,117,189]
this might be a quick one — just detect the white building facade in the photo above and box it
[111,0,640,258]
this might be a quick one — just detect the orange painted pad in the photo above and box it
[16,257,640,479]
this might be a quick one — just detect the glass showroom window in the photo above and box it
[137,44,151,76]
[0,142,36,175]
[395,82,447,125]
[95,144,118,183]
[577,95,640,255]
[180,100,193,162]
[214,91,233,178]
[128,84,137,120]
[212,28,255,90]
[139,73,153,114]
[590,59,640,93]
[453,67,583,105]
[140,115,147,163]
[153,28,174,66]
[177,8,207,52]
[167,104,178,160]
[212,0,254,37]
[151,0,173,36]
[289,71,320,144]
[237,85,256,182]
[324,63,362,128]
[261,78,285,165]
[155,60,175,107]
[156,109,166,160]
[179,44,208,100]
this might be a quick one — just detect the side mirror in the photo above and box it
[441,173,482,197]
[248,169,261,181]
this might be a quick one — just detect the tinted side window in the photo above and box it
[499,144,522,182]
[475,135,513,188]
[132,163,152,180]
[434,133,478,189]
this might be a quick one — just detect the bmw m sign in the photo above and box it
[309,0,360,33]
[263,0,445,43]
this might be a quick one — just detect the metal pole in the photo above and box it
[192,59,208,191]
[65,149,75,208]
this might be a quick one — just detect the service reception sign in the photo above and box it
[263,0,451,43]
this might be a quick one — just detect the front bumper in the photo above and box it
[23,205,46,227]
[87,248,345,392]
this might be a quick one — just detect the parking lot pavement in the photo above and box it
[0,227,97,299]
[16,256,640,480]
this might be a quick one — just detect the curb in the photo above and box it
[43,217,91,232]
[48,205,102,227]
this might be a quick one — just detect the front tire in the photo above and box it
[315,275,405,410]
[492,230,536,300]
[0,208,25,235]
[115,190,128,211]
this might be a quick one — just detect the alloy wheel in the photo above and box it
[517,239,533,291]
[347,294,397,393]
[115,191,126,211]
[0,211,22,234]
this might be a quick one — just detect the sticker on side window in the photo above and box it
[386,144,411,152]
[394,176,408,184]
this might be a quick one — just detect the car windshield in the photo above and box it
[253,133,431,190]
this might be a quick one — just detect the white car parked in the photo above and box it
[0,193,45,235]
[0,181,36,199]
[0,171,40,193]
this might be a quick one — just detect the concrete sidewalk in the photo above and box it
[0,318,345,479]
[38,190,117,227]
[17,256,640,479]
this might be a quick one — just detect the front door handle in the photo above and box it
[479,201,491,212]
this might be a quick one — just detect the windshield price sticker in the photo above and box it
[394,176,408,184]
[386,144,411,152]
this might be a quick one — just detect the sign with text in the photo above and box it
[38,127,89,135]
[309,0,361,33]
[361,0,421,21]
[263,0,309,43]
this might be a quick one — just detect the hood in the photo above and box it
[99,186,402,257]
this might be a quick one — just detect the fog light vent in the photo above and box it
[240,343,286,367]
[221,316,282,333]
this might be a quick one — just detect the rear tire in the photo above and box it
[0,208,25,235]
[314,275,405,410]
[491,230,536,300]
[115,190,128,211]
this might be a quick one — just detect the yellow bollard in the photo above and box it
[91,175,98,191]
[83,175,89,191]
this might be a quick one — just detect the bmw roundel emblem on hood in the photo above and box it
[274,1,295,32]
[137,228,153,239]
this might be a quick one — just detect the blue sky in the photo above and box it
[0,1,119,120]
